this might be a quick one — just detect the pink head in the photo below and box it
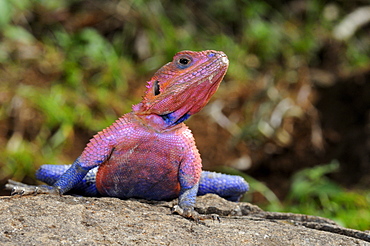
[133,50,229,125]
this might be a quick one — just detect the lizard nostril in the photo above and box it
[221,56,229,65]
[207,52,229,66]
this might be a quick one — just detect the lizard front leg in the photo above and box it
[6,124,117,196]
[172,160,220,221]
[6,156,92,196]
[172,182,220,222]
[6,179,60,196]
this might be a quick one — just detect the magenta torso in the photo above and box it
[94,113,201,201]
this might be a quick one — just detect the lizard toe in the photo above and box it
[172,205,221,222]
[5,180,60,196]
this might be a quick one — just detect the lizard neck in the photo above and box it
[133,113,185,132]
[132,101,191,127]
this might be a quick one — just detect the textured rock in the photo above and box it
[0,194,369,245]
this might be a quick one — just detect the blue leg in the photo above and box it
[174,176,220,221]
[178,183,199,209]
[36,162,99,196]
[51,156,90,194]
[198,171,249,202]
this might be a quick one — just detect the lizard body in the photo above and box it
[7,50,248,220]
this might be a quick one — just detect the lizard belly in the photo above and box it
[95,143,181,201]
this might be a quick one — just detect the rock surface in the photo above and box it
[0,194,369,245]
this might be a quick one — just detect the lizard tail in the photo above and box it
[198,171,249,202]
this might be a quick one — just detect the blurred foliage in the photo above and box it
[0,0,369,230]
[224,162,370,230]
[264,161,370,231]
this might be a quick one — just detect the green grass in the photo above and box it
[284,161,370,231]
[223,162,370,231]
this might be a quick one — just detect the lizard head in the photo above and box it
[133,50,229,126]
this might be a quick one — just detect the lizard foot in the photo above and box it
[172,205,220,222]
[5,180,60,196]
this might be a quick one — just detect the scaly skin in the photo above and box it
[6,50,249,220]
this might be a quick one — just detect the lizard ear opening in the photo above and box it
[153,80,160,96]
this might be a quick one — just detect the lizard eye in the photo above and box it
[153,80,160,96]
[179,58,190,65]
[176,56,192,69]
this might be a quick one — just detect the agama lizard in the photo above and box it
[6,50,249,220]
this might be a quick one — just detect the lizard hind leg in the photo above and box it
[198,171,249,202]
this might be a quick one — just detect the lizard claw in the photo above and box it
[5,180,60,196]
[172,205,221,222]
[209,214,221,222]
